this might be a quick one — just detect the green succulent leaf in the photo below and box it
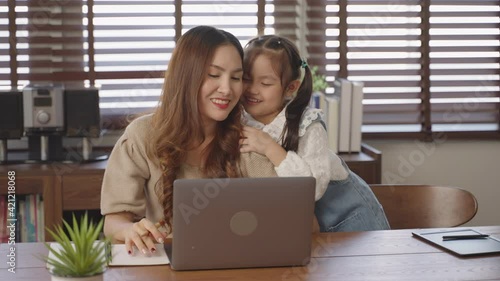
[42,211,111,277]
[310,66,329,93]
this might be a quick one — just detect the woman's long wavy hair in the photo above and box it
[147,26,244,233]
[244,35,313,152]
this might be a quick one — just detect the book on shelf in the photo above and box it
[333,78,352,153]
[310,91,322,109]
[27,194,37,242]
[320,94,340,154]
[8,193,45,243]
[350,81,364,153]
[36,194,45,241]
[320,78,365,154]
[19,198,27,242]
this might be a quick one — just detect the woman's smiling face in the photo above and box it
[198,44,243,125]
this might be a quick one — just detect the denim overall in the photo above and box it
[314,155,391,232]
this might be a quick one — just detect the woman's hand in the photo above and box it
[123,218,167,255]
[104,213,167,256]
[239,126,287,166]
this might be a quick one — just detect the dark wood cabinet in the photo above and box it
[0,161,106,241]
[0,169,62,241]
[338,143,382,184]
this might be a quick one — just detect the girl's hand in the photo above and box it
[240,126,287,166]
[239,126,277,155]
[122,218,167,256]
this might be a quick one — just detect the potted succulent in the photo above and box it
[43,212,111,281]
[309,66,329,108]
[311,66,329,93]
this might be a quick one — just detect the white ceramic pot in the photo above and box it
[51,274,103,281]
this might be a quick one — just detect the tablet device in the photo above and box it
[412,228,500,256]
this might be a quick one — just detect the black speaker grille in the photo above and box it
[64,89,100,137]
[0,91,24,139]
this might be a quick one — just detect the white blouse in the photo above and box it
[242,107,349,201]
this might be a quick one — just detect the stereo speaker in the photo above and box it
[0,91,24,139]
[64,88,100,138]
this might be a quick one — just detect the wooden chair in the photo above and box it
[369,184,478,229]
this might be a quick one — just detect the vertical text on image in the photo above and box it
[6,171,17,273]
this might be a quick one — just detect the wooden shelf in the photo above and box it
[0,171,61,241]
[0,161,104,241]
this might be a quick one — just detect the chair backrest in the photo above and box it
[369,184,478,229]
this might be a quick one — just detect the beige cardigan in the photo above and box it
[100,114,277,224]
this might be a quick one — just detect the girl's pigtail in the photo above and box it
[282,64,313,151]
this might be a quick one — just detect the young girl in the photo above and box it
[240,35,390,232]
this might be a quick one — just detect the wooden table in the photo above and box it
[2,226,500,281]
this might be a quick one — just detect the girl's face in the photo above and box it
[198,44,243,126]
[242,54,288,125]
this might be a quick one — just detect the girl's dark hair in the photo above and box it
[147,26,244,233]
[244,35,313,152]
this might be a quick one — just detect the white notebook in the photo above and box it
[48,242,170,267]
[109,244,170,266]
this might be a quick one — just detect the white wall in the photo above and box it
[366,140,500,226]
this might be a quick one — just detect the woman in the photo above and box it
[100,26,276,255]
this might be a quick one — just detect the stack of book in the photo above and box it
[0,194,45,242]
[315,78,364,154]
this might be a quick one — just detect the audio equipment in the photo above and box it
[23,85,65,133]
[0,90,24,139]
[1,85,105,163]
[64,88,100,138]
[0,90,24,162]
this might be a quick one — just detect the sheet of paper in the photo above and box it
[48,242,169,268]
[109,244,170,266]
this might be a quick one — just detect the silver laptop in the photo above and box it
[167,177,315,271]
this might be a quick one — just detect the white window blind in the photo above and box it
[429,1,500,132]
[2,0,88,89]
[96,0,274,117]
[0,1,10,90]
[328,0,425,133]
[91,0,176,116]
[2,1,497,137]
[1,0,273,119]
[273,0,328,79]
[323,0,499,137]
[181,0,272,47]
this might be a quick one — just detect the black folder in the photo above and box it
[412,228,500,256]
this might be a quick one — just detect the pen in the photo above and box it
[442,234,489,241]
[105,241,112,264]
